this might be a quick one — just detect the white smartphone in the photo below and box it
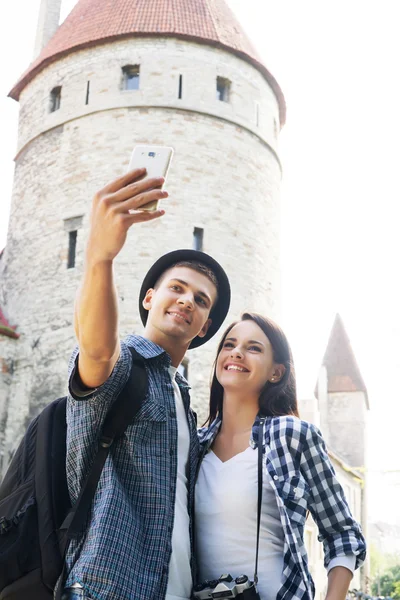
[128,144,174,211]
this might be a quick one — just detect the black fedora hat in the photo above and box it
[139,249,231,349]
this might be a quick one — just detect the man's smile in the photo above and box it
[166,311,191,325]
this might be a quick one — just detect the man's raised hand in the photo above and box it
[87,168,168,263]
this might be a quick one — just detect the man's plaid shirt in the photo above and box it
[65,335,200,600]
[197,415,366,600]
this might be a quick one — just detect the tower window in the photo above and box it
[67,231,77,269]
[178,74,183,99]
[216,77,230,102]
[50,86,62,112]
[273,118,279,138]
[193,227,204,252]
[122,65,140,90]
[85,81,90,105]
[64,216,83,269]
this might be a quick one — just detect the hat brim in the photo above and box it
[139,249,231,349]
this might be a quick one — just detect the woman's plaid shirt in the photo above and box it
[197,415,367,600]
[65,336,200,600]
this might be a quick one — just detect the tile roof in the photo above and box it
[9,0,286,124]
[317,314,369,407]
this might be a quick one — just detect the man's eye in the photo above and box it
[196,296,206,306]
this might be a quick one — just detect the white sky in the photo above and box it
[1,0,399,524]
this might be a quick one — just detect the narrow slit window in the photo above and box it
[216,77,230,102]
[178,74,183,99]
[85,81,90,105]
[50,86,62,112]
[122,65,140,90]
[273,118,279,138]
[67,230,77,269]
[193,227,204,252]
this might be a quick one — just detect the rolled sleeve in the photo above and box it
[327,555,356,575]
[300,423,367,570]
[67,341,132,406]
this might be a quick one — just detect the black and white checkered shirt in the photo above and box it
[198,415,366,600]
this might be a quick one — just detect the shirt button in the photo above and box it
[293,487,298,493]
[274,475,279,481]
[163,566,168,575]
[169,447,174,455]
[170,410,175,418]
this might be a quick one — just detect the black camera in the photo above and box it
[193,574,260,599]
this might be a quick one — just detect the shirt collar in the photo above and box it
[128,334,169,361]
[128,335,191,389]
[201,414,268,450]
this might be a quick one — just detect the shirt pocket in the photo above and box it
[128,401,167,456]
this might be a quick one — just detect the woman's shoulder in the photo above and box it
[268,415,323,444]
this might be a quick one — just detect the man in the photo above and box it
[62,168,231,600]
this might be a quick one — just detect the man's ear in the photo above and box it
[197,318,212,339]
[142,288,154,311]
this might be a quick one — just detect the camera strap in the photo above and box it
[253,416,265,586]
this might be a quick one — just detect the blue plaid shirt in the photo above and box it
[65,335,200,600]
[198,415,366,600]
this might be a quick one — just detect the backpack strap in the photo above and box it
[35,396,70,590]
[55,347,147,598]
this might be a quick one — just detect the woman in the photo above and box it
[195,313,366,600]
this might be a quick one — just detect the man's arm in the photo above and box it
[74,168,168,388]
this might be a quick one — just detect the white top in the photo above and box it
[165,365,192,600]
[195,445,356,600]
[195,446,284,600]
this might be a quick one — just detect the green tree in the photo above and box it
[372,565,400,598]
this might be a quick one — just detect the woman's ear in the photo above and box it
[270,364,286,383]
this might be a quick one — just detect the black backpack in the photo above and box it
[0,347,147,600]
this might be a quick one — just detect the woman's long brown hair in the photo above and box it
[204,312,299,426]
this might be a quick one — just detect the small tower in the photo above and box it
[0,0,285,472]
[316,314,369,469]
[33,0,62,59]
[314,314,370,593]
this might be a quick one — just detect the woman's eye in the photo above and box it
[248,346,261,352]
[171,285,181,291]
[223,342,234,348]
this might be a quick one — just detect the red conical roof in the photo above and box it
[9,0,285,124]
[318,314,368,407]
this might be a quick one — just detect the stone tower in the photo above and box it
[0,0,285,473]
[316,314,369,469]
